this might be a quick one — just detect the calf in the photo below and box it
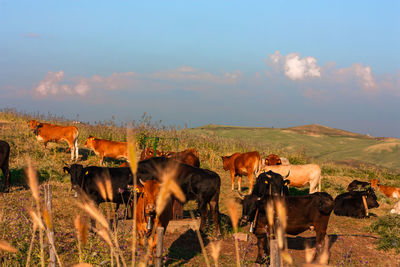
[27,120,79,160]
[334,189,379,218]
[264,154,282,166]
[240,192,334,264]
[63,164,135,227]
[0,140,10,190]
[221,151,261,192]
[347,180,370,192]
[136,180,173,257]
[164,148,200,168]
[84,136,128,165]
[263,164,321,193]
[137,157,221,234]
[370,179,400,198]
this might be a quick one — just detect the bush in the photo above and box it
[369,215,400,252]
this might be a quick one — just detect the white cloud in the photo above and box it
[353,64,377,90]
[34,71,91,96]
[268,51,321,80]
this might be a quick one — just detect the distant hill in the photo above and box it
[190,124,400,170]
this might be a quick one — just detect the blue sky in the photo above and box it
[1,1,399,137]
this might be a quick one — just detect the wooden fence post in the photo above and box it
[270,239,281,267]
[155,227,165,267]
[44,184,56,267]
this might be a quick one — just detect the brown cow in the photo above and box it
[27,120,79,160]
[264,154,282,166]
[371,179,400,198]
[140,148,161,160]
[84,136,128,165]
[136,180,173,258]
[164,148,200,168]
[221,151,261,192]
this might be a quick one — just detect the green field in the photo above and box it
[189,124,400,170]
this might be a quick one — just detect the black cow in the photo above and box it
[63,164,135,227]
[136,157,221,234]
[0,140,10,191]
[252,171,290,198]
[334,188,379,218]
[239,192,334,264]
[347,180,370,192]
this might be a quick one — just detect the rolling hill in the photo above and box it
[189,124,400,170]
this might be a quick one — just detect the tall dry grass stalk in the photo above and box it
[210,241,221,267]
[74,215,88,263]
[227,199,240,267]
[26,162,45,267]
[189,211,211,267]
[0,240,18,253]
[127,127,138,267]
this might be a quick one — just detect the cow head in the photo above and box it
[138,179,161,233]
[265,154,282,166]
[252,171,290,198]
[27,120,42,135]
[64,164,86,194]
[363,188,380,209]
[84,136,96,148]
[370,179,379,188]
[237,193,260,226]
[140,148,157,160]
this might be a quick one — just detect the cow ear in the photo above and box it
[63,167,69,174]
[264,180,268,184]
[284,180,290,186]
[265,159,269,165]
[257,197,261,201]
[85,170,89,175]
[278,159,282,164]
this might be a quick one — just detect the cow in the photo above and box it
[333,188,379,218]
[136,179,173,259]
[264,154,282,166]
[84,136,128,165]
[251,171,290,198]
[63,164,135,228]
[27,120,79,161]
[221,151,261,193]
[263,164,321,193]
[370,179,400,198]
[164,148,200,168]
[137,157,221,234]
[140,148,159,161]
[239,192,334,264]
[347,180,370,192]
[0,140,10,191]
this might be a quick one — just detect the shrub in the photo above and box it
[369,215,400,252]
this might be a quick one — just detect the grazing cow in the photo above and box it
[136,180,173,257]
[63,164,135,227]
[263,164,321,193]
[334,189,379,218]
[84,136,128,165]
[140,148,159,161]
[370,179,400,198]
[239,192,334,264]
[27,120,79,161]
[0,140,10,190]
[347,180,370,192]
[137,157,221,234]
[221,151,261,192]
[164,148,200,168]
[264,154,282,166]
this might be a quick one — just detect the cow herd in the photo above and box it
[0,119,399,264]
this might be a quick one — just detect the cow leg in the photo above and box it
[100,155,104,166]
[198,201,208,233]
[1,158,10,191]
[172,199,183,220]
[255,234,269,264]
[238,176,242,192]
[209,194,220,235]
[74,139,79,161]
[43,142,48,155]
[309,178,319,194]
[230,171,235,191]
[248,172,254,193]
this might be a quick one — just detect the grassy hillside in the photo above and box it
[189,124,400,170]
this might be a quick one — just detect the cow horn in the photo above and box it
[139,178,145,186]
[285,170,290,178]
[236,191,245,200]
